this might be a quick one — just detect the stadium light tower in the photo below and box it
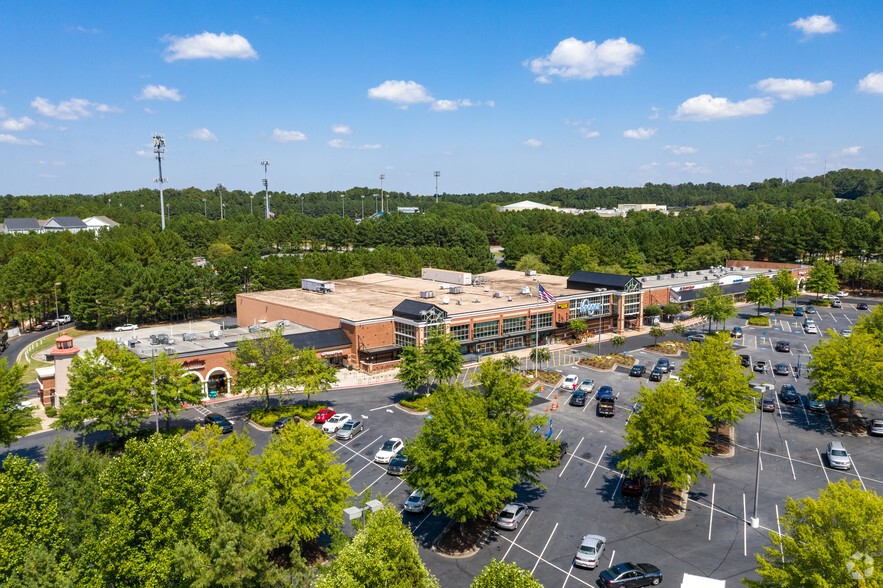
[379,173,385,214]
[434,170,440,204]
[261,161,270,219]
[153,133,167,230]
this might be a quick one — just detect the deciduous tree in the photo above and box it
[470,560,543,588]
[291,347,338,407]
[423,331,462,386]
[150,351,204,430]
[691,283,737,331]
[744,276,778,316]
[808,330,883,425]
[396,345,429,394]
[771,269,798,308]
[649,326,665,345]
[229,325,298,410]
[805,260,839,299]
[569,318,588,341]
[0,358,38,446]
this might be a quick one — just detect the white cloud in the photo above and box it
[649,106,660,119]
[144,107,156,114]
[31,96,121,120]
[857,72,883,94]
[523,139,542,147]
[137,84,182,102]
[358,143,381,150]
[664,145,697,154]
[578,128,600,138]
[135,149,151,157]
[672,94,774,121]
[431,99,459,111]
[0,116,35,131]
[76,25,101,34]
[328,138,381,150]
[0,134,42,145]
[485,100,495,108]
[754,78,832,99]
[328,139,345,149]
[526,36,643,82]
[790,15,839,37]
[270,128,306,142]
[367,80,434,106]
[623,127,657,139]
[795,153,818,161]
[187,128,218,141]
[332,124,351,135]
[162,32,258,62]
[839,146,862,155]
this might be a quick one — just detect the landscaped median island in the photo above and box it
[644,340,689,354]
[248,403,328,427]
[578,353,635,370]
[398,393,431,412]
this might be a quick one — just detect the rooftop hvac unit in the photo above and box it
[657,275,663,280]
[419,290,435,299]
[209,330,221,339]
[507,296,512,301]
[641,277,647,281]
[525,270,537,276]
[442,296,450,305]
[670,273,676,278]
[742,266,749,271]
[684,272,690,277]
[473,295,480,303]
[182,332,196,342]
[450,286,464,294]
[302,278,335,294]
[493,292,503,298]
[163,346,175,354]
[696,271,702,274]
[440,283,450,290]
[456,299,462,305]
[484,286,490,292]
[519,286,531,295]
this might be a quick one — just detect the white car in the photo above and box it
[841,328,852,338]
[322,413,352,434]
[374,438,404,463]
[114,323,138,332]
[404,489,434,513]
[804,324,818,334]
[837,291,848,297]
[820,294,836,300]
[562,374,579,390]
[573,534,607,569]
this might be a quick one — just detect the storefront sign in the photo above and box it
[321,349,344,357]
[182,359,206,371]
[557,303,569,309]
[579,300,601,316]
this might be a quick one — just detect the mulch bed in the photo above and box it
[705,424,733,455]
[827,404,868,435]
[644,341,688,354]
[269,540,326,569]
[437,515,493,554]
[579,354,635,369]
[529,370,561,386]
[642,481,683,518]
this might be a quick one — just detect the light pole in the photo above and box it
[153,133,167,230]
[261,160,270,219]
[151,350,160,434]
[202,198,207,217]
[373,193,378,215]
[341,193,345,219]
[250,194,254,215]
[219,190,224,220]
[434,170,440,204]
[243,266,249,293]
[343,499,384,530]
[53,282,61,334]
[379,173,385,214]
[751,383,771,528]
[361,194,365,219]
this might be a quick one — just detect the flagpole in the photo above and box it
[534,293,540,379]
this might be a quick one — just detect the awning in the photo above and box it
[360,344,401,355]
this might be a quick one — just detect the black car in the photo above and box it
[630,364,646,377]
[858,302,869,310]
[780,385,799,405]
[598,562,662,587]
[570,390,588,407]
[204,413,233,434]
[648,368,663,382]
[387,452,410,475]
[775,341,791,352]
[655,358,671,373]
[740,354,751,367]
[773,363,790,376]
[272,416,300,434]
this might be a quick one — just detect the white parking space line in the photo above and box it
[496,530,595,588]
[829,313,837,323]
[501,511,533,562]
[610,470,625,500]
[561,563,575,588]
[799,398,810,425]
[742,493,748,557]
[708,483,715,541]
[531,522,559,575]
[852,459,867,491]
[369,403,396,411]
[733,442,883,488]
[816,448,831,484]
[356,472,389,495]
[687,496,778,534]
[775,504,785,564]
[784,440,796,480]
[608,549,615,568]
[333,432,380,455]
[410,510,435,534]
[584,445,608,488]
[554,429,564,441]
[385,479,405,499]
[559,437,584,478]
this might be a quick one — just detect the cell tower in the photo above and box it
[434,170,440,204]
[261,161,270,219]
[153,133,167,230]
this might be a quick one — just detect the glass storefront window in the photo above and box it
[568,295,612,320]
[623,292,641,317]
[394,321,417,347]
[450,324,470,341]
[502,316,527,334]
[475,341,496,354]
[532,312,553,330]
[473,320,499,339]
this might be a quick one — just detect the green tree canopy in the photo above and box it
[315,506,439,588]
[423,331,462,386]
[805,260,839,298]
[771,269,798,308]
[396,345,429,394]
[229,325,298,410]
[561,244,599,275]
[470,559,543,588]
[744,276,778,316]
[745,480,883,588]
[291,347,338,407]
[56,339,152,440]
[514,253,549,274]
[614,381,710,501]
[0,358,38,446]
[150,351,204,430]
[808,330,883,424]
[691,283,738,331]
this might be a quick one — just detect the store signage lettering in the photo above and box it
[557,303,569,309]
[321,349,344,357]
[182,359,206,371]
[680,285,695,291]
[579,300,601,316]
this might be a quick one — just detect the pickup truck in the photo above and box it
[596,387,615,417]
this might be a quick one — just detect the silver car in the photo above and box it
[496,502,527,530]
[826,441,851,470]
[403,489,433,513]
[335,420,363,441]
[573,534,606,569]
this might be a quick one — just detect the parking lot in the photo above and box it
[4,297,880,587]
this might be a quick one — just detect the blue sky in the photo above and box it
[2,1,883,197]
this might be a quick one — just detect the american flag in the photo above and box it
[537,283,556,304]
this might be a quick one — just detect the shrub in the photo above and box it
[777,306,795,315]
[748,316,770,326]
[813,299,831,307]
[44,405,57,418]
[400,394,431,411]
[249,403,327,427]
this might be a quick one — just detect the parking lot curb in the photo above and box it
[640,487,688,522]
[395,403,428,416]
[247,418,272,432]
[430,520,495,559]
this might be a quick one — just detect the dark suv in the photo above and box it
[204,413,233,434]
[569,390,587,407]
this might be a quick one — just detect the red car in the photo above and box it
[313,408,336,424]
[621,474,644,497]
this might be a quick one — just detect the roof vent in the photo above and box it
[419,290,435,299]
[519,286,530,295]
[473,295,480,303]
[450,286,464,294]
[670,273,676,278]
[640,277,647,282]
[507,296,512,301]
[442,296,450,305]
[440,283,450,290]
[525,270,537,276]
[684,272,689,277]
[657,275,663,280]
[696,270,702,275]
[493,292,503,298]
[456,299,462,305]
[484,286,490,292]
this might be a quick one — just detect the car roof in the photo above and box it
[581,534,606,545]
[828,440,846,450]
[385,437,402,443]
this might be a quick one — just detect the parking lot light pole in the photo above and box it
[751,383,769,528]
[151,350,160,434]
[343,499,383,529]
[53,282,61,333]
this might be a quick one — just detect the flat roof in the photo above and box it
[638,265,809,290]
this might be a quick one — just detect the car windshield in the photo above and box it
[831,449,847,456]
[579,544,597,554]
[342,423,353,430]
[501,508,516,518]
[391,454,407,464]
[382,441,396,450]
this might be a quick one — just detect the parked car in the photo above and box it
[759,397,775,412]
[621,473,644,496]
[322,413,352,433]
[831,299,842,308]
[562,374,579,390]
[773,363,790,376]
[688,333,706,343]
[403,489,434,513]
[858,302,869,310]
[598,562,663,587]
[496,502,528,530]
[804,324,819,334]
[204,413,233,434]
[272,416,300,433]
[837,290,848,297]
[114,323,138,332]
[374,438,405,463]
[573,534,606,569]
[313,408,336,424]
[868,419,883,436]
[335,420,363,440]
[805,306,816,314]
[754,360,768,373]
[630,365,646,377]
[820,293,836,300]
[597,387,615,417]
[775,341,791,352]
[570,390,587,407]
[806,392,825,412]
[387,452,410,475]
[648,368,663,382]
[841,328,852,338]
[740,354,751,367]
[579,378,595,393]
[780,385,799,405]
[730,326,743,339]
[826,441,851,470]
[794,307,804,317]
[655,358,671,373]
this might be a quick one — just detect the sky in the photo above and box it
[2,1,883,197]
